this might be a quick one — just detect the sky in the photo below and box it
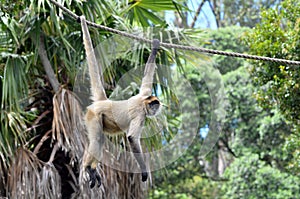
[165,0,218,29]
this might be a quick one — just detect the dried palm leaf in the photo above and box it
[0,161,6,196]
[7,147,61,199]
[39,162,62,199]
[52,88,86,160]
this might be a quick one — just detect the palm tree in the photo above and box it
[0,0,195,198]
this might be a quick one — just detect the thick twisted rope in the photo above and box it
[49,0,300,66]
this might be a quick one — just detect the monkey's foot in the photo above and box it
[86,166,101,188]
[142,172,148,182]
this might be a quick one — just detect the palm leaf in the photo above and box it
[125,0,186,27]
[7,147,62,198]
[40,162,62,198]
[52,88,86,156]
[136,0,180,11]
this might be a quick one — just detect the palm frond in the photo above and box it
[1,57,29,111]
[40,162,62,198]
[7,147,62,198]
[0,31,13,55]
[0,160,5,195]
[52,88,86,156]
[124,0,187,27]
[0,56,32,176]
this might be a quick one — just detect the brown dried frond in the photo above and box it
[39,162,62,198]
[7,147,61,199]
[0,160,6,196]
[7,147,41,198]
[52,88,87,159]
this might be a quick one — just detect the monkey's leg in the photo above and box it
[127,136,148,182]
[84,110,105,188]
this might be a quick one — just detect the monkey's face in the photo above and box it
[144,96,161,117]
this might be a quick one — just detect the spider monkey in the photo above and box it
[80,16,161,188]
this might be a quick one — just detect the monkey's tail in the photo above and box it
[80,16,107,101]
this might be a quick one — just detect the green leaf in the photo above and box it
[137,0,178,11]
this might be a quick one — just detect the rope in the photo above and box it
[49,0,300,66]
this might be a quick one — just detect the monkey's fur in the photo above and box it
[80,16,161,188]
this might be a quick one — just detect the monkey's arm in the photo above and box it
[127,116,148,181]
[80,16,107,101]
[140,39,160,97]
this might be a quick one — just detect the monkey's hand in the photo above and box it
[86,166,101,188]
[142,171,148,182]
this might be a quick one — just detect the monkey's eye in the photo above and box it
[149,100,160,108]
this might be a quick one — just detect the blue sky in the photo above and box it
[165,0,218,29]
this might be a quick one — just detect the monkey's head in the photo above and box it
[143,96,161,117]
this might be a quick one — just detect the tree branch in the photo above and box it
[34,34,60,92]
[208,0,220,28]
[219,137,238,158]
[190,0,206,28]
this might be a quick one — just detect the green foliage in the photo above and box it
[223,67,292,163]
[149,25,294,199]
[223,67,262,152]
[149,55,222,199]
[149,140,220,199]
[206,26,292,167]
[205,26,250,74]
[284,133,300,173]
[244,0,300,131]
[244,0,300,173]
[126,0,184,27]
[222,153,300,199]
[150,175,218,199]
[221,0,282,27]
